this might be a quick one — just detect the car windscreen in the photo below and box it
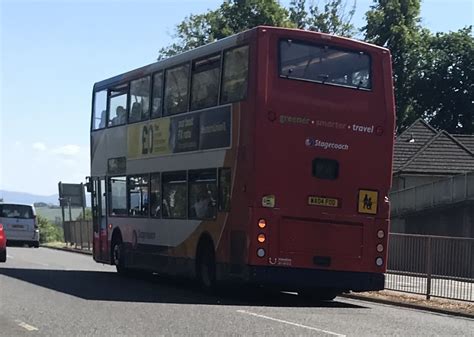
[0,204,34,219]
[279,39,371,90]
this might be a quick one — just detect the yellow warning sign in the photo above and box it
[358,190,378,215]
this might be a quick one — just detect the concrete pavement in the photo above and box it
[0,247,473,336]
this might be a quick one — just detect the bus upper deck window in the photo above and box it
[108,85,129,127]
[93,90,107,130]
[221,45,249,104]
[164,64,190,116]
[129,77,151,123]
[190,54,220,111]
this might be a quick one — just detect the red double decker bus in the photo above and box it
[88,26,395,299]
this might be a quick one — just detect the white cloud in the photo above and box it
[52,144,81,156]
[32,142,47,151]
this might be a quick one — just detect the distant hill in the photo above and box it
[0,190,91,207]
[0,190,60,205]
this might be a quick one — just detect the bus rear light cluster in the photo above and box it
[377,229,385,239]
[376,244,384,253]
[256,219,267,257]
[375,257,384,267]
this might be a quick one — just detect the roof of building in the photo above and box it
[394,119,474,175]
[454,134,474,153]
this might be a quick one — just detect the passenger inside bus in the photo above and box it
[112,106,127,125]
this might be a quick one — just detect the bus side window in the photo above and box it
[162,171,187,219]
[221,45,249,104]
[109,176,127,216]
[150,173,161,217]
[188,169,217,220]
[218,168,231,212]
[164,64,190,116]
[128,175,149,217]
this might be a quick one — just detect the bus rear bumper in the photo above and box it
[247,266,385,292]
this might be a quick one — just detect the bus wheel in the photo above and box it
[299,288,339,301]
[112,237,127,275]
[196,243,216,292]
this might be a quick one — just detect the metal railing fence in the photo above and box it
[390,171,474,216]
[386,233,474,302]
[63,220,92,251]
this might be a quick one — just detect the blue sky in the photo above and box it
[1,0,472,196]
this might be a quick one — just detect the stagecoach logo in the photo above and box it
[268,257,292,266]
[305,138,349,151]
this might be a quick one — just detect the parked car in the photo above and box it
[0,203,39,248]
[0,223,6,262]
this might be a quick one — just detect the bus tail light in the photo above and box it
[375,257,384,267]
[257,233,266,243]
[257,248,266,258]
[376,244,384,252]
[377,229,385,239]
[258,219,267,229]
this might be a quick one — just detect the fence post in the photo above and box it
[426,236,432,300]
[431,182,435,207]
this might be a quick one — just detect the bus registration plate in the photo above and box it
[308,196,338,207]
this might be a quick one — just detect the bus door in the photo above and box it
[92,177,109,263]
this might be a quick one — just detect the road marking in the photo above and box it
[15,320,39,331]
[236,310,345,336]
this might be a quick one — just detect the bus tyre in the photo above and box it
[112,237,127,275]
[197,243,216,292]
[33,241,39,248]
[299,288,339,301]
[0,250,6,262]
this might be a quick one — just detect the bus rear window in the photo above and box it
[279,39,371,90]
[0,204,34,219]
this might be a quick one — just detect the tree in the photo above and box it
[363,0,423,131]
[158,0,293,60]
[158,0,357,59]
[306,0,356,36]
[414,27,474,134]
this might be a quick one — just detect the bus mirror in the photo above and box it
[85,177,92,193]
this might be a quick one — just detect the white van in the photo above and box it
[0,203,39,247]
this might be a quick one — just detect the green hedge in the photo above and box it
[37,215,64,243]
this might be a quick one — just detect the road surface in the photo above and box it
[0,247,472,336]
